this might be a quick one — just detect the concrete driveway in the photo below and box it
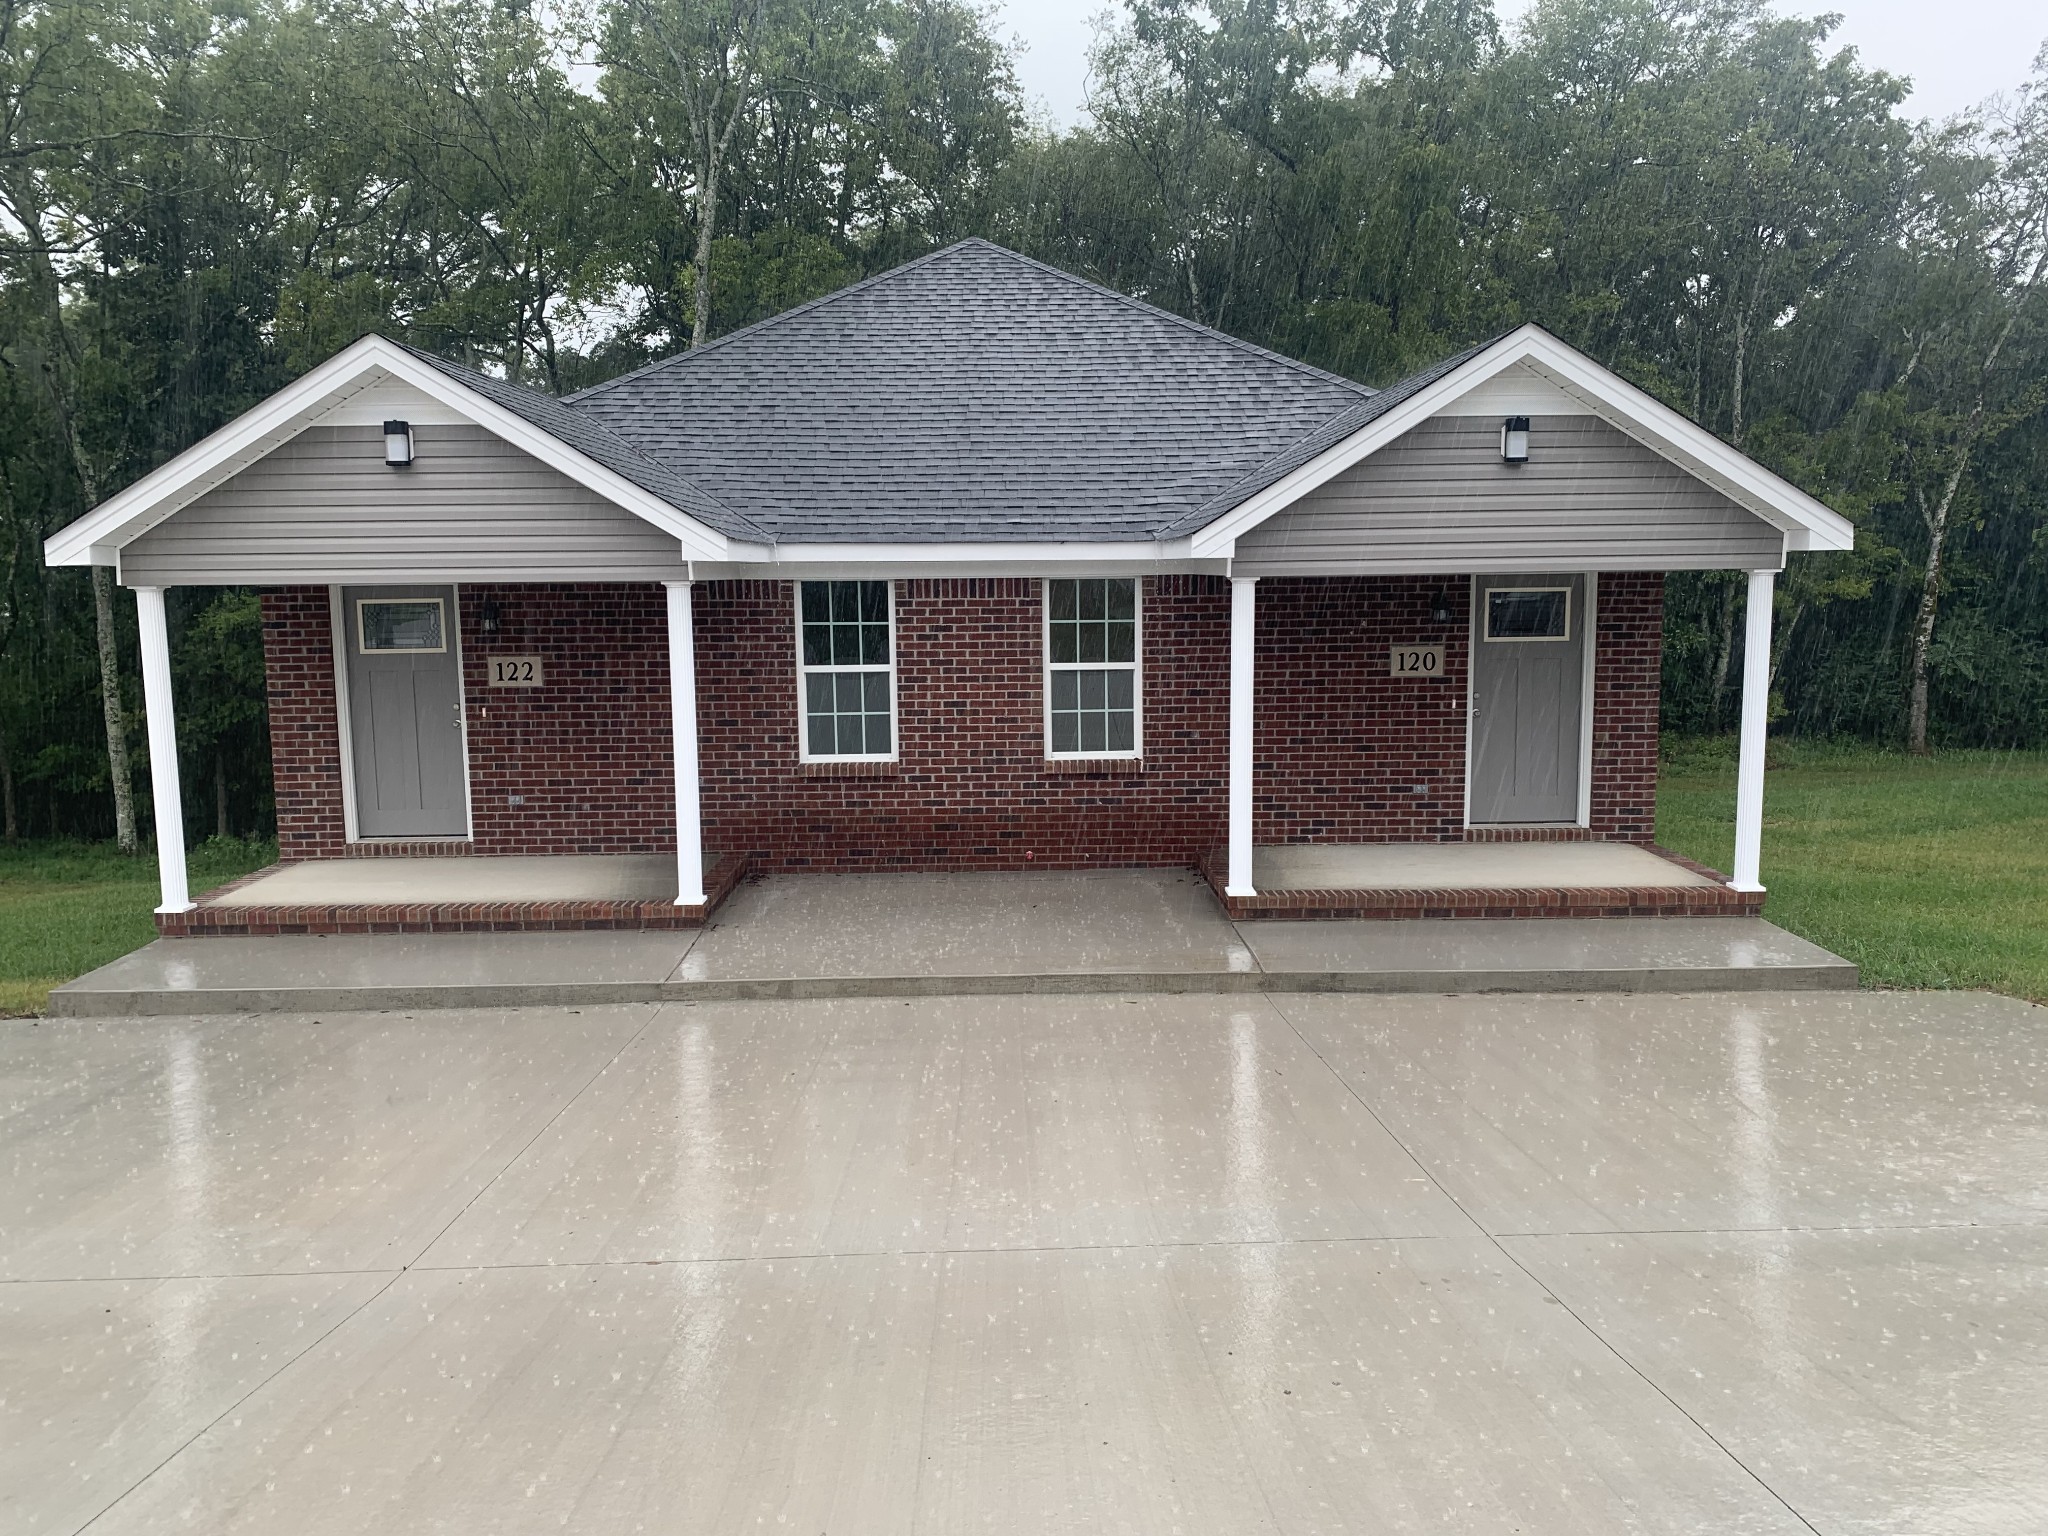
[5,989,2044,1533]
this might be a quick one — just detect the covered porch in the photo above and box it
[1201,838,1759,921]
[155,852,749,937]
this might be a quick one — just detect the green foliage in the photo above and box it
[0,833,276,1014]
[1658,741,2048,1000]
[2,0,2046,847]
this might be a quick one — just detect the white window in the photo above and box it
[797,580,896,760]
[1044,578,1140,758]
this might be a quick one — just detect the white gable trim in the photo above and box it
[44,335,742,569]
[1190,325,1855,559]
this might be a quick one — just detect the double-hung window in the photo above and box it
[798,581,895,760]
[1045,578,1140,757]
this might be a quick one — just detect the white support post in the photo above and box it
[664,579,709,907]
[133,585,193,914]
[1730,567,1776,893]
[1226,575,1258,897]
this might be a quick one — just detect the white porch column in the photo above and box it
[1227,575,1258,897]
[663,579,709,907]
[133,585,193,913]
[1730,567,1776,893]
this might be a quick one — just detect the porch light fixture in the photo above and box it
[1500,415,1530,463]
[383,419,415,467]
[1429,591,1458,626]
[479,598,502,638]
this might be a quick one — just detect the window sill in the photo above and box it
[1042,757,1144,777]
[800,760,901,778]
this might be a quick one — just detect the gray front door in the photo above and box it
[1468,575,1586,824]
[343,586,469,837]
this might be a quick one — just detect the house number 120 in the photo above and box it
[1389,645,1444,677]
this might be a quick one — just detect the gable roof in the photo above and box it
[42,334,760,569]
[564,239,1374,543]
[45,241,1853,571]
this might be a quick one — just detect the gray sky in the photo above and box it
[990,0,2046,129]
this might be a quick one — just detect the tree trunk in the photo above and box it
[215,753,229,841]
[691,148,719,348]
[1906,244,2046,754]
[0,720,17,842]
[1709,577,1740,725]
[94,566,137,852]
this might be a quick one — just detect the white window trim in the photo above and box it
[1042,577,1144,761]
[794,579,900,763]
[1481,585,1573,643]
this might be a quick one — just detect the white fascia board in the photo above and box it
[1191,325,1855,558]
[43,335,736,568]
[1511,334,1854,551]
[695,540,1213,580]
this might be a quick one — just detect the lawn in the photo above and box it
[0,837,276,1016]
[1657,740,2048,1002]
[0,746,2041,1012]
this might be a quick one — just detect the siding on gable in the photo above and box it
[121,424,688,585]
[1232,415,1785,576]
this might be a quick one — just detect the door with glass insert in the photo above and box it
[1468,575,1586,824]
[342,586,469,836]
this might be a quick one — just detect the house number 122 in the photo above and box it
[488,656,543,687]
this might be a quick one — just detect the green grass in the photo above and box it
[1657,740,2048,1002]
[0,837,277,1016]
[0,747,2040,1013]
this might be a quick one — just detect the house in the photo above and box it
[43,240,1851,935]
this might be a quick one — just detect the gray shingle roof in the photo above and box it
[401,345,771,542]
[408,242,1498,546]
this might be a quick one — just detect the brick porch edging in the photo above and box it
[1197,846,1763,921]
[156,852,749,937]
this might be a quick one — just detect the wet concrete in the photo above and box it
[50,871,1855,1015]
[5,988,2042,1533]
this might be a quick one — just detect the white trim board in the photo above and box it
[1190,325,1854,559]
[43,336,742,570]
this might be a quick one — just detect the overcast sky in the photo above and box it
[990,0,2046,130]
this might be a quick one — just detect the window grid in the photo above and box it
[796,580,897,761]
[1044,578,1141,759]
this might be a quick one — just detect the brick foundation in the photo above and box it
[257,573,1668,875]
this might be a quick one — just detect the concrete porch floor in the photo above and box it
[204,853,690,905]
[5,988,2044,1532]
[1252,839,1717,890]
[54,869,1853,1015]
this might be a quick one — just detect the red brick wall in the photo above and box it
[1589,571,1663,841]
[458,583,675,854]
[696,576,1229,869]
[259,572,1664,865]
[1254,577,1470,843]
[261,588,349,859]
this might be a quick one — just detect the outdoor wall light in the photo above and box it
[384,419,415,467]
[479,598,502,637]
[1500,415,1530,463]
[1429,591,1458,625]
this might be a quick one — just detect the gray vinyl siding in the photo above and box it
[1232,416,1785,575]
[120,425,689,585]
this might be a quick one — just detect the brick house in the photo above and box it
[45,241,1851,933]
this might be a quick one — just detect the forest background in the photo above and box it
[2,0,2044,847]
